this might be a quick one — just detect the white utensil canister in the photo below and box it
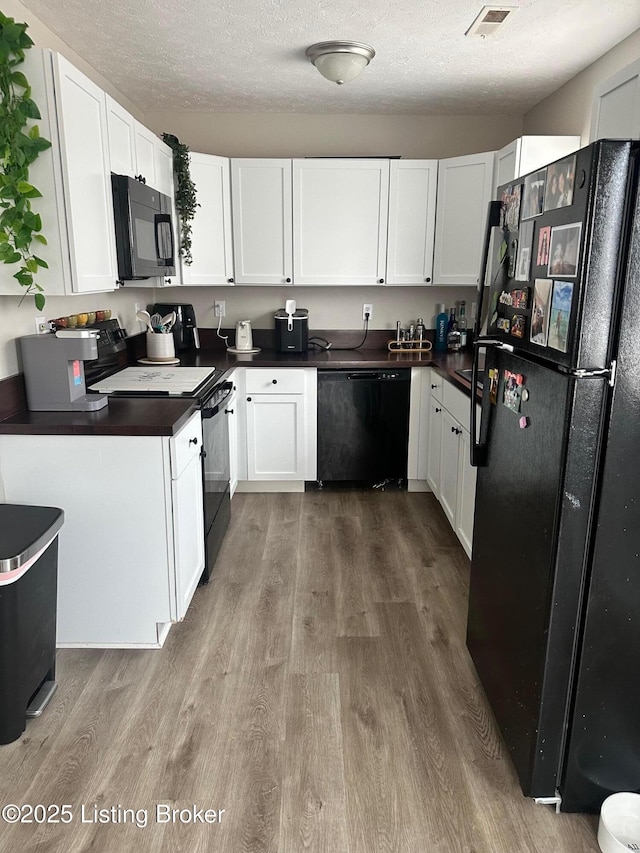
[146,332,175,361]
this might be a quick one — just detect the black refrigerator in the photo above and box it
[467,138,640,813]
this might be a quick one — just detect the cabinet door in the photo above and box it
[231,159,293,285]
[154,141,182,287]
[293,159,390,285]
[426,398,443,497]
[105,96,136,177]
[171,451,205,621]
[226,388,238,497]
[246,394,306,479]
[134,120,158,187]
[0,49,68,296]
[456,426,477,558]
[494,139,519,191]
[182,154,234,286]
[433,151,495,286]
[387,160,438,285]
[439,408,460,527]
[408,367,431,482]
[52,54,117,293]
[590,57,640,142]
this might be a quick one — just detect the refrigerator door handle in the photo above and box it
[473,200,502,340]
[471,338,514,468]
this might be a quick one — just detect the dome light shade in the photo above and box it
[305,41,375,85]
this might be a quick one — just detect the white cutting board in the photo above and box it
[88,366,217,395]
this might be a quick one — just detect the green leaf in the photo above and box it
[33,233,47,245]
[24,186,42,199]
[10,70,28,89]
[3,250,22,264]
[13,269,32,285]
[25,257,38,273]
[0,231,7,243]
[33,255,48,269]
[21,98,40,120]
[34,291,45,311]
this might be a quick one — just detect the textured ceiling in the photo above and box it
[21,0,640,114]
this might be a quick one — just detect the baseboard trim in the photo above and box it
[407,480,431,493]
[235,480,306,493]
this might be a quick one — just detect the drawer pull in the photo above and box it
[272,379,278,385]
[451,426,462,435]
[189,437,199,446]
[435,407,441,413]
[247,397,252,402]
[431,383,438,389]
[225,408,234,415]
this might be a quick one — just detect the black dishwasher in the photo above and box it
[317,369,410,486]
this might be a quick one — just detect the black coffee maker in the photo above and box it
[154,303,200,351]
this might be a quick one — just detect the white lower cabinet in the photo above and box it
[439,407,461,527]
[226,374,239,497]
[0,411,204,648]
[235,367,317,490]
[456,426,477,557]
[417,368,479,558]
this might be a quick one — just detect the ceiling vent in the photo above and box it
[465,6,517,37]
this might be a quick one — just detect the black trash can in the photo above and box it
[0,504,64,745]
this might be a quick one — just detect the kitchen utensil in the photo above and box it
[160,312,176,332]
[150,312,163,331]
[136,310,154,333]
[153,303,199,351]
[146,331,175,361]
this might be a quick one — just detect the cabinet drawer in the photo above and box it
[443,380,471,428]
[245,368,305,395]
[170,411,203,479]
[429,371,444,403]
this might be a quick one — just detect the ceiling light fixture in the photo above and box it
[305,41,375,85]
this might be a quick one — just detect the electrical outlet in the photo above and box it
[362,303,373,321]
[214,301,226,318]
[34,316,50,334]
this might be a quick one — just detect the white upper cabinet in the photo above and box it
[155,140,182,287]
[293,159,390,286]
[494,135,581,190]
[105,96,136,178]
[231,159,293,285]
[590,58,640,142]
[182,154,233,286]
[433,151,495,287]
[51,53,118,293]
[386,160,438,286]
[133,121,158,187]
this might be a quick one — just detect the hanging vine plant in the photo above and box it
[162,133,198,265]
[0,12,51,310]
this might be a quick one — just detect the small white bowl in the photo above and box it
[598,793,640,852]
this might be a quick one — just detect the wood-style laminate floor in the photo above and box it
[0,492,600,852]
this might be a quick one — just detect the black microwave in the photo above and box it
[111,174,176,280]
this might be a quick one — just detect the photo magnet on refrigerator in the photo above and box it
[488,368,499,405]
[503,369,523,413]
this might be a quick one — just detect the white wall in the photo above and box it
[523,28,640,140]
[144,113,523,160]
[158,284,476,337]
[0,1,153,380]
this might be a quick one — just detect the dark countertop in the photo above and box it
[0,344,476,436]
[0,397,198,437]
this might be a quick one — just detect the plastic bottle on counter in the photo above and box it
[435,304,448,352]
[416,318,425,349]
